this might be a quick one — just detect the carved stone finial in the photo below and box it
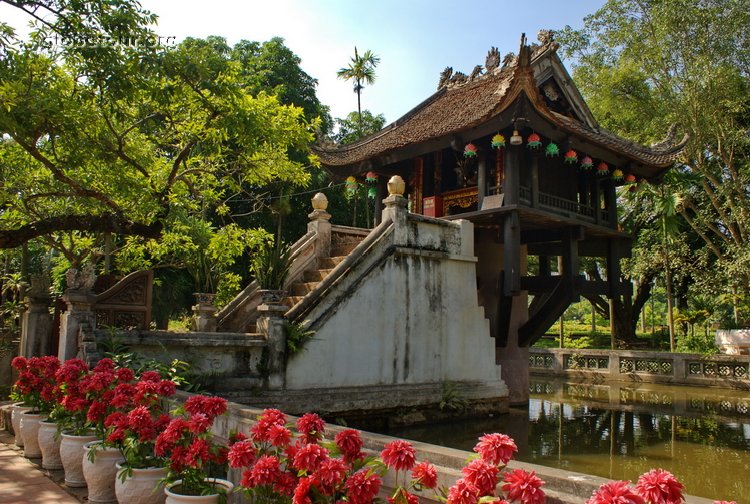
[311,192,328,211]
[502,52,517,68]
[469,65,483,80]
[449,71,468,85]
[537,29,555,45]
[438,66,453,89]
[28,274,50,298]
[66,264,96,292]
[387,175,406,196]
[485,47,500,71]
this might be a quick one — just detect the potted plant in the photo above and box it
[251,241,293,303]
[53,358,99,487]
[105,371,177,504]
[155,394,232,503]
[10,355,60,459]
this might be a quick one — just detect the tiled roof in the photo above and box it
[314,40,687,171]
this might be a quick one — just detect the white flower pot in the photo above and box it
[164,478,234,504]
[59,432,98,487]
[11,403,32,447]
[20,411,43,458]
[37,420,63,469]
[82,441,125,503]
[115,463,168,504]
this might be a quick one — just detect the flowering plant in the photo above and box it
[155,394,229,497]
[104,370,176,472]
[443,432,545,504]
[10,355,61,414]
[52,357,93,434]
[586,468,685,504]
[380,439,439,504]
[228,409,386,504]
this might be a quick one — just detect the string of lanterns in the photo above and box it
[463,132,639,185]
[345,172,379,199]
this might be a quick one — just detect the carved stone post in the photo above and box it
[19,275,53,357]
[58,265,96,361]
[192,293,218,332]
[256,302,287,389]
[308,192,332,259]
[382,175,408,245]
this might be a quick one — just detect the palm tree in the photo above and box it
[336,47,380,134]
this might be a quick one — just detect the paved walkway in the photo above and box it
[0,430,85,504]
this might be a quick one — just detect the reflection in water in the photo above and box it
[383,380,750,503]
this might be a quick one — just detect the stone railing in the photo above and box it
[530,348,750,389]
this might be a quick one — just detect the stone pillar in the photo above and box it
[257,302,287,389]
[58,265,96,361]
[192,293,218,332]
[382,175,408,245]
[308,192,332,258]
[19,275,53,357]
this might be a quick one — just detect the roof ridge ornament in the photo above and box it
[485,47,500,72]
[437,66,453,89]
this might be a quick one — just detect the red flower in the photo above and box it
[380,439,416,471]
[274,471,297,496]
[635,469,684,504]
[248,455,282,487]
[157,379,177,397]
[184,395,227,421]
[587,480,645,504]
[186,438,211,467]
[345,469,382,504]
[140,370,161,382]
[268,424,292,447]
[228,440,257,468]
[93,358,115,373]
[316,458,348,494]
[11,356,28,371]
[461,459,499,495]
[115,367,134,383]
[335,429,364,463]
[87,401,107,423]
[447,478,480,504]
[473,433,518,465]
[501,469,545,504]
[188,412,212,434]
[297,412,325,444]
[293,476,315,504]
[293,443,329,472]
[411,460,438,489]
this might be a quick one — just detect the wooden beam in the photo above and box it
[503,211,521,295]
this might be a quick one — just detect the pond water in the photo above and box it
[383,378,750,503]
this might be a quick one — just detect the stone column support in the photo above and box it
[19,275,54,357]
[257,302,287,389]
[58,266,96,361]
[192,293,218,332]
[308,192,332,259]
[382,175,408,245]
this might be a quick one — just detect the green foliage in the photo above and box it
[284,320,315,354]
[251,240,293,290]
[439,381,467,413]
[334,110,386,145]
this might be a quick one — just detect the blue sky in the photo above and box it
[1,0,606,124]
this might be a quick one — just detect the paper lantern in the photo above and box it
[527,133,542,149]
[365,171,378,183]
[580,156,593,170]
[545,142,559,157]
[596,161,609,175]
[464,143,478,157]
[564,150,578,164]
[491,134,506,149]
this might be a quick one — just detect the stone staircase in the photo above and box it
[284,236,363,310]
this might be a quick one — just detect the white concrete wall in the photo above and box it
[284,216,506,396]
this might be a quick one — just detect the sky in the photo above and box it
[0,0,606,124]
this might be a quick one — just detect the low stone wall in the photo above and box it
[530,348,750,389]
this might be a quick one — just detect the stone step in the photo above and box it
[319,256,346,269]
[303,269,333,282]
[285,295,305,307]
[292,282,319,296]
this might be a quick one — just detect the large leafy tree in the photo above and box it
[336,47,380,134]
[558,0,750,337]
[0,2,318,286]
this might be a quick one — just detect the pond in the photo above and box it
[383,378,750,502]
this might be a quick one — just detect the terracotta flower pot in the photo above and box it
[115,463,168,504]
[19,411,43,458]
[37,420,63,470]
[11,403,32,447]
[164,478,234,504]
[82,441,125,503]
[59,432,98,488]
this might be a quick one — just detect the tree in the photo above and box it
[334,110,386,145]
[0,3,317,271]
[336,47,380,134]
[558,0,750,338]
